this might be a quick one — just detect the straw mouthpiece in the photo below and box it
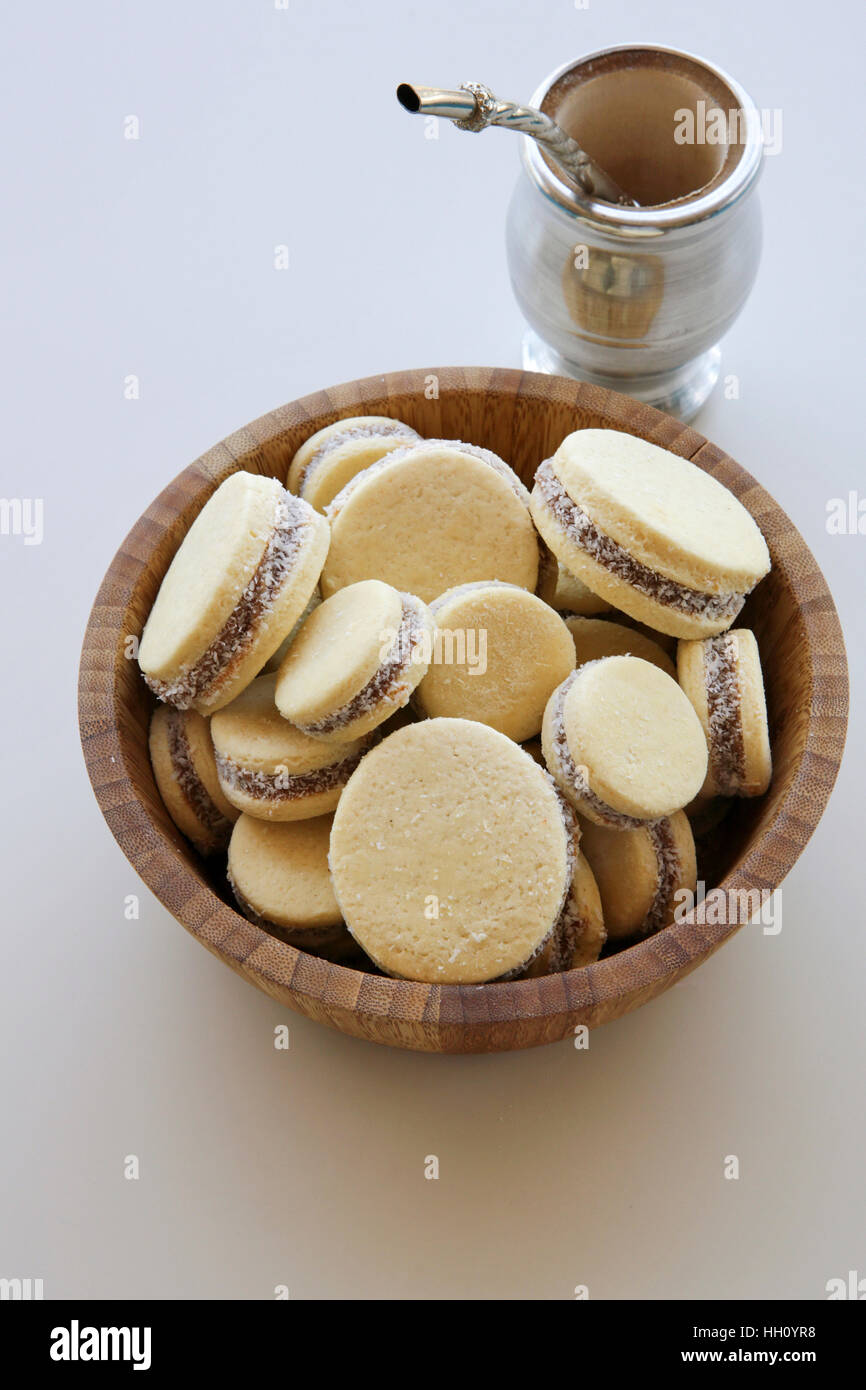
[396,83,421,113]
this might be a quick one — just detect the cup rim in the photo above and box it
[523,44,764,233]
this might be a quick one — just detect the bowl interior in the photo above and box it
[81,368,847,1049]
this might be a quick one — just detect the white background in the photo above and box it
[1,0,863,1299]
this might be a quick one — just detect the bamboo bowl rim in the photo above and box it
[78,368,849,1050]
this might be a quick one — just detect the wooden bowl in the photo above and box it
[78,368,848,1053]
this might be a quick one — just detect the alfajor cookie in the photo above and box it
[139,471,329,714]
[288,415,422,513]
[149,705,238,854]
[329,719,576,984]
[275,580,434,741]
[542,656,708,827]
[530,429,771,638]
[579,810,697,940]
[228,814,357,959]
[565,615,676,679]
[210,674,370,821]
[523,852,606,975]
[320,439,539,602]
[414,581,575,741]
[537,558,613,616]
[677,628,772,798]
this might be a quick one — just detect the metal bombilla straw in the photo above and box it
[396,81,639,208]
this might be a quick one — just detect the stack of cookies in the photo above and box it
[140,415,772,984]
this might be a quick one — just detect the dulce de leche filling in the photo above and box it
[296,594,427,736]
[166,710,234,845]
[145,492,312,709]
[215,745,367,803]
[540,816,590,972]
[643,818,681,934]
[534,458,745,623]
[704,634,747,794]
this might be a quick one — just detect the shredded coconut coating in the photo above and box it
[166,710,234,846]
[145,492,312,709]
[550,669,649,830]
[704,634,747,794]
[297,420,421,495]
[295,593,428,736]
[538,792,585,972]
[644,817,681,934]
[534,458,746,623]
[325,437,530,522]
[215,745,367,802]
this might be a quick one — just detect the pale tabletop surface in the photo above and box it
[2,0,863,1299]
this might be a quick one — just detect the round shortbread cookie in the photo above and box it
[210,675,371,821]
[288,415,422,513]
[530,429,771,638]
[565,615,676,679]
[228,814,355,959]
[320,440,539,602]
[414,581,575,741]
[537,558,613,615]
[677,627,772,798]
[542,656,708,827]
[523,852,606,975]
[149,705,238,854]
[329,719,575,984]
[275,580,434,741]
[579,810,697,940]
[139,471,330,714]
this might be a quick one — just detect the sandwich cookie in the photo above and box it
[321,439,539,602]
[275,579,434,741]
[542,656,708,828]
[677,628,772,798]
[210,674,370,821]
[329,719,576,984]
[139,472,329,715]
[530,429,771,638]
[414,581,575,742]
[228,814,356,959]
[578,810,697,941]
[149,705,239,854]
[288,415,422,513]
[523,852,606,976]
[537,558,613,616]
[565,615,676,679]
